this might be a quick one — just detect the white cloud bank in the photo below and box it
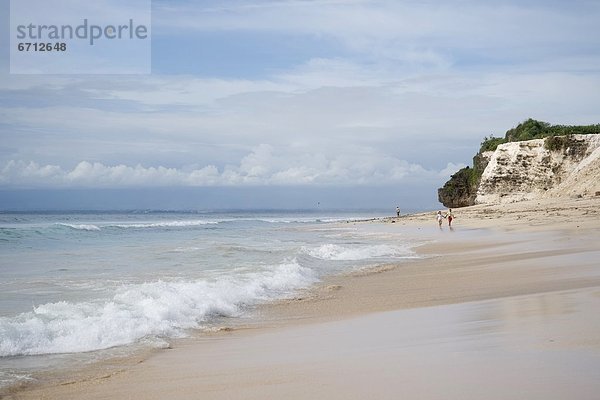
[2,0,598,193]
[0,145,464,188]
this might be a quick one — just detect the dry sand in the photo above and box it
[6,197,600,400]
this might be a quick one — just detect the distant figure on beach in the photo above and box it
[436,211,444,228]
[447,208,454,227]
[396,207,400,217]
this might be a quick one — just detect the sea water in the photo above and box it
[0,210,420,389]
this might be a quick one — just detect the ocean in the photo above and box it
[0,210,422,389]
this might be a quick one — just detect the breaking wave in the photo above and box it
[303,243,413,261]
[57,223,101,231]
[0,260,316,357]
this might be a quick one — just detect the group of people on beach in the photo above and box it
[437,209,454,228]
[394,206,454,228]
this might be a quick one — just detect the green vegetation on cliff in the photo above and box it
[479,135,506,152]
[479,118,600,152]
[438,119,600,208]
[436,166,479,208]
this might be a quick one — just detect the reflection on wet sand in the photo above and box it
[465,289,600,352]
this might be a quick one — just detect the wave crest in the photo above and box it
[303,243,412,261]
[57,223,101,231]
[0,260,316,357]
[110,220,219,229]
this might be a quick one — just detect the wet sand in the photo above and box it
[7,197,600,400]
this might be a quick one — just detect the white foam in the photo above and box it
[170,246,202,253]
[0,260,316,357]
[55,220,220,231]
[304,243,412,261]
[0,371,34,389]
[223,217,365,224]
[110,220,219,229]
[57,223,101,231]
[54,217,374,232]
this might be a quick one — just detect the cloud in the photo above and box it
[1,0,599,193]
[0,145,446,188]
[439,162,467,178]
[154,0,600,69]
[2,68,600,183]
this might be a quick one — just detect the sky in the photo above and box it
[1,0,599,210]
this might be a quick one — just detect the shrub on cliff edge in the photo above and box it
[438,118,600,207]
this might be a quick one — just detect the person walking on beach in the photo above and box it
[396,206,400,217]
[436,211,444,228]
[447,208,454,227]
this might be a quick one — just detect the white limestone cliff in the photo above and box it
[476,134,600,204]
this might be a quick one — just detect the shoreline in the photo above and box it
[261,202,600,325]
[7,197,600,399]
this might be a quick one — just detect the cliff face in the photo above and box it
[475,134,600,204]
[437,167,478,208]
[437,151,493,208]
[438,119,600,208]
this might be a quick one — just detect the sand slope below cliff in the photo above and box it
[545,144,600,198]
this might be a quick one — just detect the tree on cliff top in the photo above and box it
[505,119,552,142]
[438,119,600,207]
[479,118,600,153]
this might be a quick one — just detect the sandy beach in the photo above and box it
[7,197,600,400]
